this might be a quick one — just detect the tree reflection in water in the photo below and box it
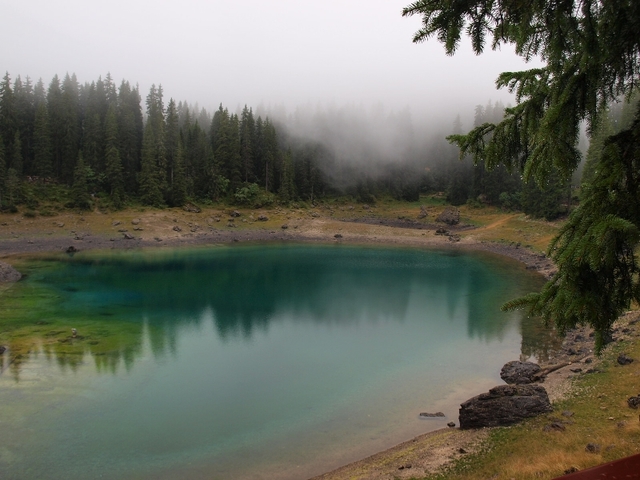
[0,244,561,379]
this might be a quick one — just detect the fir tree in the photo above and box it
[0,73,16,156]
[33,102,53,178]
[117,80,143,194]
[139,121,164,207]
[11,131,22,175]
[104,104,124,207]
[404,0,640,351]
[5,168,19,208]
[164,98,180,202]
[0,141,6,207]
[240,105,255,183]
[169,137,188,207]
[134,85,167,206]
[70,152,91,210]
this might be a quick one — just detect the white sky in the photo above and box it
[1,0,538,122]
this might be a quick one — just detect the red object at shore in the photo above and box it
[552,453,640,479]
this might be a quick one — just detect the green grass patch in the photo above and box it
[421,322,640,479]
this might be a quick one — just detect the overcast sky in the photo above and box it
[1,0,537,123]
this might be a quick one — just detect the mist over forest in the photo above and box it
[0,70,593,219]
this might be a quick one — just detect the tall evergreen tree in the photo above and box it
[59,73,81,183]
[137,85,166,206]
[170,137,188,207]
[33,102,53,178]
[240,105,255,183]
[404,0,640,350]
[139,121,165,207]
[0,141,6,207]
[164,98,180,202]
[13,76,35,174]
[11,131,22,175]
[104,104,124,207]
[70,152,91,209]
[117,80,143,194]
[0,72,16,156]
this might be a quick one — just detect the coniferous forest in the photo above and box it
[0,71,571,218]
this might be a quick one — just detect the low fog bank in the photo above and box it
[260,102,471,196]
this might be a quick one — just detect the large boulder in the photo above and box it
[459,384,552,429]
[500,361,542,384]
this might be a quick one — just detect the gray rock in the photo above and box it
[627,395,640,409]
[436,207,460,225]
[459,384,552,429]
[617,353,634,365]
[419,412,445,418]
[0,262,22,282]
[585,443,601,453]
[500,361,542,384]
[183,203,201,213]
[543,422,566,432]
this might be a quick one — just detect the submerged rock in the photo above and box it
[419,412,445,418]
[459,384,552,429]
[500,360,542,384]
[0,262,22,282]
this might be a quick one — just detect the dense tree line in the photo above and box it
[0,72,290,209]
[0,71,566,217]
[430,101,570,220]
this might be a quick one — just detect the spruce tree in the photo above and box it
[33,102,53,178]
[117,80,143,194]
[104,104,124,207]
[11,131,22,175]
[404,0,640,351]
[0,73,16,157]
[170,137,188,207]
[141,84,167,199]
[139,121,164,207]
[70,152,91,210]
[0,141,6,207]
[240,105,255,183]
[164,98,180,203]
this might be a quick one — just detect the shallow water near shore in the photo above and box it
[0,244,559,479]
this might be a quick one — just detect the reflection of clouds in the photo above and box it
[6,246,557,375]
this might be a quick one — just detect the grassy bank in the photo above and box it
[424,313,640,480]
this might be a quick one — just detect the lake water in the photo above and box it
[0,244,559,480]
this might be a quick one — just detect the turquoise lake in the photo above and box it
[0,244,559,479]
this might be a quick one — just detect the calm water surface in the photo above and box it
[0,244,558,479]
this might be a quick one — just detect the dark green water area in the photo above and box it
[0,244,561,479]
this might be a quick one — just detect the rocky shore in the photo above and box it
[0,207,589,480]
